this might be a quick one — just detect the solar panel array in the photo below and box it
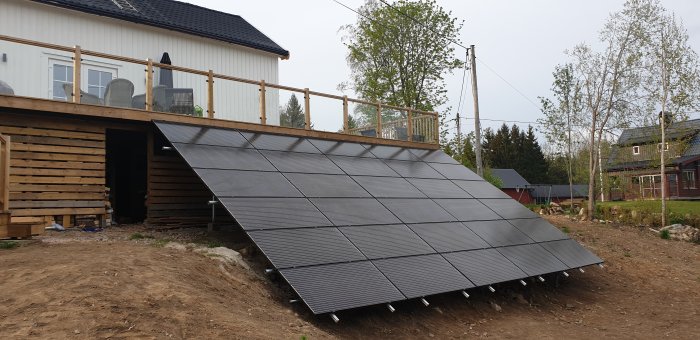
[154,122,602,315]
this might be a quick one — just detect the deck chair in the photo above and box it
[62,83,101,104]
[0,80,14,95]
[103,78,134,108]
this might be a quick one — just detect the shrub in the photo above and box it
[0,241,19,250]
[660,229,670,240]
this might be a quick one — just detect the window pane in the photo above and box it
[67,66,73,82]
[88,85,100,97]
[88,69,99,85]
[101,71,112,86]
[53,82,66,99]
[53,65,66,82]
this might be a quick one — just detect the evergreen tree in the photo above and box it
[280,94,305,129]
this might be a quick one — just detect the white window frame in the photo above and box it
[48,59,74,100]
[632,145,640,155]
[682,170,696,189]
[657,142,669,152]
[48,56,118,101]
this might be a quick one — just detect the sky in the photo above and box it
[185,0,700,141]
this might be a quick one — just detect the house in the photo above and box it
[605,119,700,200]
[491,168,533,204]
[530,184,588,205]
[0,0,288,124]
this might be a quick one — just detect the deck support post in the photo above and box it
[342,95,349,134]
[376,103,382,139]
[72,46,81,104]
[407,109,413,142]
[207,70,214,119]
[304,88,311,130]
[145,58,153,111]
[259,80,267,125]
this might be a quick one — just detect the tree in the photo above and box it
[539,63,583,209]
[280,94,305,129]
[542,0,700,219]
[480,124,549,184]
[341,0,463,123]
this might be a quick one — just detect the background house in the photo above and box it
[0,0,288,124]
[491,168,533,203]
[530,184,588,205]
[606,119,700,200]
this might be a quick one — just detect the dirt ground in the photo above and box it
[1,216,698,339]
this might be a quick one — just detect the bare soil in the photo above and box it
[1,217,698,339]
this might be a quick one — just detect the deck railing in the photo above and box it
[0,34,439,145]
[0,134,9,212]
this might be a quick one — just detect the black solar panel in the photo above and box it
[444,249,527,286]
[340,224,435,259]
[248,227,366,268]
[408,222,490,252]
[279,261,405,314]
[373,255,474,298]
[155,121,603,315]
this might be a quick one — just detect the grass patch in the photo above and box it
[0,240,19,250]
[624,252,631,257]
[660,229,671,240]
[598,200,700,216]
[152,239,170,247]
[129,233,154,240]
[207,241,223,248]
[561,226,570,234]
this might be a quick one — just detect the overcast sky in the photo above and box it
[186,0,700,139]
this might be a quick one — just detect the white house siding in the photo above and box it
[0,0,280,124]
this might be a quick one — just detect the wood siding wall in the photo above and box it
[0,111,107,222]
[610,141,685,166]
[0,0,280,124]
[146,135,232,227]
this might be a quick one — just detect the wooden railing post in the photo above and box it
[304,88,311,130]
[0,135,9,213]
[407,109,413,142]
[376,103,382,138]
[72,45,81,103]
[259,80,267,125]
[343,95,349,134]
[145,58,153,111]
[433,112,439,144]
[207,70,214,118]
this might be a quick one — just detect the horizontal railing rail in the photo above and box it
[0,34,438,144]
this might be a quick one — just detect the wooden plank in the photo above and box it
[11,207,105,217]
[343,95,349,133]
[0,112,105,134]
[11,151,104,163]
[11,159,105,170]
[10,200,104,209]
[149,168,196,177]
[259,80,267,125]
[10,184,105,193]
[207,69,214,118]
[145,59,154,111]
[0,126,105,141]
[147,195,211,204]
[0,96,439,150]
[1,135,8,212]
[147,176,202,184]
[11,216,47,224]
[10,176,105,185]
[73,45,81,104]
[10,192,104,200]
[63,215,72,228]
[304,88,311,130]
[12,143,106,155]
[11,167,103,177]
[10,135,104,149]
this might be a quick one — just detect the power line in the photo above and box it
[474,56,541,111]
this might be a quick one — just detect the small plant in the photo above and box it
[129,233,154,240]
[623,252,631,257]
[660,229,670,240]
[0,240,19,250]
[561,226,570,234]
[207,241,223,248]
[152,239,170,248]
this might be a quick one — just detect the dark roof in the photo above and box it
[491,169,530,189]
[607,120,700,171]
[616,118,700,146]
[32,0,289,57]
[531,185,588,199]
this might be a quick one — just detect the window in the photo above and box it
[657,143,669,152]
[52,64,73,100]
[632,145,640,155]
[87,69,113,99]
[682,170,696,189]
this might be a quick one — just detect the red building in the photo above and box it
[491,169,534,204]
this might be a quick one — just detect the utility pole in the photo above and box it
[456,112,462,162]
[660,31,668,228]
[469,45,483,177]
